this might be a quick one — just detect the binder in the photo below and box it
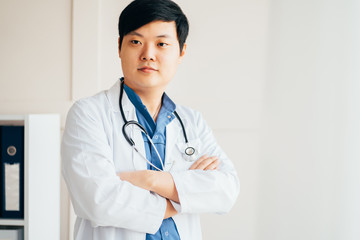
[0,126,24,219]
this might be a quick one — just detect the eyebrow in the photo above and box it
[128,31,173,39]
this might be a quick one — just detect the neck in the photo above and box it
[124,83,164,120]
[138,90,163,120]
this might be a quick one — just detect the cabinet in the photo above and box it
[0,115,60,240]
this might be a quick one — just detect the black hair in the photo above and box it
[118,0,189,53]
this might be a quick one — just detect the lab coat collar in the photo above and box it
[106,79,133,114]
[105,78,189,124]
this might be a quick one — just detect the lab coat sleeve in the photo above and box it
[61,100,166,234]
[170,111,240,214]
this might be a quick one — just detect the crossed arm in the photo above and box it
[117,155,220,219]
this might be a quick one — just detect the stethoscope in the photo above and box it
[119,78,197,171]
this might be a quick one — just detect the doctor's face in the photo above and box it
[119,20,186,93]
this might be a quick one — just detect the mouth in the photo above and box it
[138,66,158,73]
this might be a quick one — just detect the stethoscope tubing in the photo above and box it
[119,78,195,171]
[131,129,164,171]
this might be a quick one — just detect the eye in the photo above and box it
[158,42,169,47]
[130,40,141,45]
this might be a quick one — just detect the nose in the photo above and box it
[140,44,156,61]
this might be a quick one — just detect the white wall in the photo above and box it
[1,0,359,240]
[257,0,360,239]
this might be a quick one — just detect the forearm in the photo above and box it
[117,155,221,203]
[149,171,179,203]
[164,199,177,219]
[118,170,179,203]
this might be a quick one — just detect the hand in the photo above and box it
[189,154,220,170]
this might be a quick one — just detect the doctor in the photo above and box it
[61,0,239,239]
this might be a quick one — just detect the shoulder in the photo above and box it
[175,104,199,118]
[71,91,109,115]
[65,89,116,128]
[175,104,205,127]
[67,80,119,119]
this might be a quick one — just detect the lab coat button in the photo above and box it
[165,231,169,236]
[154,135,158,139]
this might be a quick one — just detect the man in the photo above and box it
[61,0,239,239]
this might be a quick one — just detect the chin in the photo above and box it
[136,75,162,86]
[125,73,169,90]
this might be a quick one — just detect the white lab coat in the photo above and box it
[61,80,240,240]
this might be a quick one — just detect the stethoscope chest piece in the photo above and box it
[185,146,195,156]
[182,144,198,162]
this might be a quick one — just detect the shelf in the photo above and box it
[0,115,25,121]
[0,114,60,239]
[0,219,25,226]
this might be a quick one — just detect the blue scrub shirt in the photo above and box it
[124,83,180,240]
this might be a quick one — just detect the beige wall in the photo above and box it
[0,0,72,122]
[1,0,266,239]
[1,0,266,238]
[0,1,72,240]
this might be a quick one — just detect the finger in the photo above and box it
[204,159,220,171]
[196,156,218,170]
[190,154,212,170]
[189,154,208,170]
[195,156,218,170]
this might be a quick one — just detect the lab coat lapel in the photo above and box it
[106,80,147,170]
[164,117,182,171]
[126,108,147,170]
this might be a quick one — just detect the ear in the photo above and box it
[118,37,121,58]
[179,43,187,63]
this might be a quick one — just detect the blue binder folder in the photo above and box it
[0,126,24,219]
